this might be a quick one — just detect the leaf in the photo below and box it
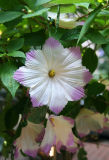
[28,107,47,123]
[5,107,19,130]
[50,0,94,4]
[61,26,82,41]
[94,95,106,113]
[0,11,23,23]
[7,38,24,52]
[24,30,46,46]
[74,3,90,9]
[35,0,52,6]
[8,51,26,58]
[86,29,109,44]
[98,10,109,17]
[0,53,6,57]
[24,0,51,10]
[50,4,76,13]
[77,5,102,44]
[23,8,49,18]
[0,0,20,10]
[82,48,98,73]
[0,63,19,97]
[78,148,88,160]
[60,101,81,119]
[86,80,105,97]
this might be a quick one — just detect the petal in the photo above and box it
[25,50,48,71]
[44,37,61,48]
[42,37,65,70]
[84,69,92,83]
[48,115,79,153]
[14,121,44,158]
[40,121,56,155]
[69,47,81,59]
[30,77,68,113]
[13,66,47,88]
[75,109,104,136]
[63,116,74,125]
[50,116,74,147]
[30,78,50,107]
[57,78,85,101]
[48,79,68,114]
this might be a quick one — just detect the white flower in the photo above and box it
[14,37,92,114]
[14,121,44,158]
[48,12,84,29]
[75,108,104,137]
[40,115,79,154]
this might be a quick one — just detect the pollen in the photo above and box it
[48,69,55,78]
[50,117,55,126]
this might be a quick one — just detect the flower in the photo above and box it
[14,121,44,158]
[40,115,79,154]
[48,12,84,29]
[75,108,104,137]
[14,37,92,114]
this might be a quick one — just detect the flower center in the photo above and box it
[48,69,55,78]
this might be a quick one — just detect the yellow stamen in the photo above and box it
[48,69,55,78]
[50,117,54,123]
[50,117,55,126]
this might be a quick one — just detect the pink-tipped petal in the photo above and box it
[14,148,19,159]
[69,47,81,59]
[50,106,65,114]
[72,87,85,101]
[63,116,74,125]
[84,70,92,83]
[13,68,24,84]
[31,96,43,107]
[67,133,74,146]
[41,144,52,155]
[44,37,60,48]
[24,150,37,158]
[26,50,36,61]
[56,141,62,153]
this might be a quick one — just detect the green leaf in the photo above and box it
[86,29,109,44]
[60,101,81,119]
[50,4,76,13]
[0,11,23,23]
[82,48,98,73]
[7,38,24,52]
[23,8,49,18]
[28,107,47,123]
[5,107,19,130]
[0,63,19,97]
[94,95,106,113]
[77,5,102,44]
[8,51,26,58]
[74,3,90,9]
[50,0,94,4]
[86,80,105,97]
[35,0,52,6]
[24,30,46,46]
[0,53,6,57]
[61,26,82,41]
[98,10,109,17]
[24,0,51,10]
[0,0,21,10]
[78,148,87,160]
